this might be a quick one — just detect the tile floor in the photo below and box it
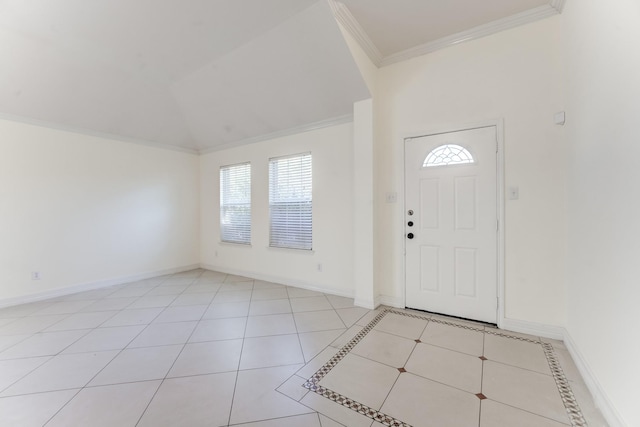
[0,269,607,427]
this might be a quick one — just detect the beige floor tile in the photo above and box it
[213,290,253,303]
[183,283,222,294]
[2,350,118,395]
[290,296,333,313]
[553,347,582,382]
[351,329,416,368]
[232,413,322,427]
[138,372,236,427]
[373,312,428,340]
[89,345,182,386]
[0,302,55,318]
[220,282,254,292]
[381,373,480,427]
[253,280,286,290]
[128,321,197,348]
[106,287,151,299]
[300,392,371,427]
[276,374,310,402]
[480,399,569,427]
[329,324,363,349]
[44,311,117,332]
[170,292,216,307]
[252,288,290,301]
[335,307,370,327]
[405,342,482,393]
[249,299,292,316]
[145,285,189,296]
[0,356,50,391]
[32,300,97,315]
[421,321,484,356]
[240,334,304,370]
[203,301,251,319]
[294,310,346,333]
[80,297,137,312]
[568,378,609,427]
[325,295,354,310]
[299,329,345,362]
[127,295,177,309]
[168,339,243,377]
[320,353,399,409]
[46,380,160,427]
[153,305,207,323]
[101,307,163,327]
[296,347,339,380]
[224,274,254,283]
[62,325,145,353]
[287,288,325,298]
[482,361,569,424]
[229,365,313,425]
[0,389,78,427]
[161,277,195,286]
[246,313,297,337]
[0,334,30,353]
[0,315,68,336]
[318,414,347,427]
[190,317,247,342]
[0,329,89,359]
[355,309,384,327]
[484,334,551,374]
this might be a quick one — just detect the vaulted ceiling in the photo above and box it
[0,0,563,153]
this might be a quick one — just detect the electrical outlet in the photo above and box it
[31,271,41,280]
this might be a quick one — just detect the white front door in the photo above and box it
[405,126,498,323]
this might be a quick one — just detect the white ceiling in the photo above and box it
[0,0,563,152]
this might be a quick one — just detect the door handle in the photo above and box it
[407,233,414,239]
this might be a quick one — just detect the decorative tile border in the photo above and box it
[303,308,587,427]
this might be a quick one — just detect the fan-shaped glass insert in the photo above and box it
[423,144,475,168]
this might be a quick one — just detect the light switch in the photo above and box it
[508,187,519,200]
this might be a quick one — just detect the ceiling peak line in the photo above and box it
[328,0,383,66]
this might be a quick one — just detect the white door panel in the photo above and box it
[405,126,498,323]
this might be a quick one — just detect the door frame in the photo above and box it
[397,119,505,327]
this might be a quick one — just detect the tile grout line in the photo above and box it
[225,275,255,427]
[302,307,589,427]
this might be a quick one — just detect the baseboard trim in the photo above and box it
[563,330,626,427]
[378,295,404,309]
[500,317,565,340]
[199,264,354,299]
[502,317,626,427]
[0,264,200,309]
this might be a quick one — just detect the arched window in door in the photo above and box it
[423,144,474,168]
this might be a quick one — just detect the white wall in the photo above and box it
[563,1,640,425]
[0,119,200,304]
[374,17,567,326]
[200,122,355,296]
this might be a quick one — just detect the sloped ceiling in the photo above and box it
[0,0,564,153]
[0,0,370,152]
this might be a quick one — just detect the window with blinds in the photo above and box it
[269,153,312,250]
[220,162,251,245]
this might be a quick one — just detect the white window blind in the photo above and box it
[220,162,251,245]
[269,153,312,250]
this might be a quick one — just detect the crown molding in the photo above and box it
[0,112,198,155]
[329,0,383,66]
[380,4,562,67]
[332,1,565,69]
[198,113,354,154]
[550,0,566,13]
